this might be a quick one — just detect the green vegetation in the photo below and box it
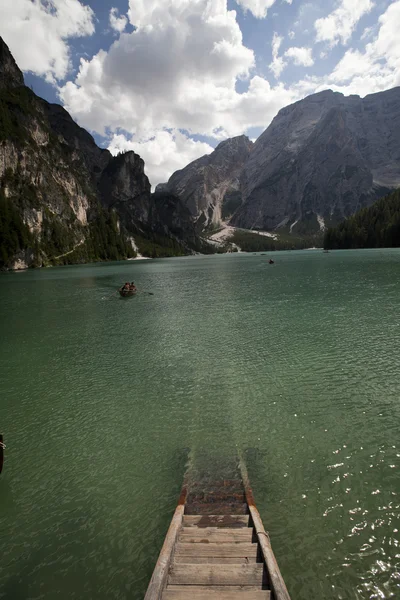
[324,189,400,249]
[228,229,323,252]
[45,206,136,266]
[0,188,32,266]
[134,233,187,258]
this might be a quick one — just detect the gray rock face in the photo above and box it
[0,38,23,89]
[232,88,400,231]
[157,135,253,230]
[0,36,201,267]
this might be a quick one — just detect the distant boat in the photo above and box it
[269,259,274,264]
[323,249,329,253]
[119,286,137,297]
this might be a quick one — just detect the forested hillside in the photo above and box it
[324,190,400,249]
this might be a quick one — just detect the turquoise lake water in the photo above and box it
[0,249,399,599]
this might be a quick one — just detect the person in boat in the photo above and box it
[122,282,130,291]
[129,281,136,292]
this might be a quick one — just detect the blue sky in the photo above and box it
[1,0,399,185]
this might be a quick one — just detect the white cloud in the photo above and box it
[108,130,214,187]
[109,8,128,33]
[59,0,297,185]
[0,0,95,82]
[315,0,374,46]
[323,0,400,94]
[284,46,314,67]
[234,0,278,19]
[269,32,286,78]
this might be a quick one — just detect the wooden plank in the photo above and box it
[183,515,249,528]
[168,563,265,587]
[144,487,187,600]
[166,586,270,592]
[179,528,254,543]
[173,556,258,564]
[175,542,258,558]
[163,588,270,599]
[185,502,248,515]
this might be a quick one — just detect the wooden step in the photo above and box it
[175,542,259,558]
[168,563,266,586]
[173,556,258,564]
[185,503,248,515]
[187,491,246,504]
[179,528,254,544]
[183,515,250,528]
[164,587,271,599]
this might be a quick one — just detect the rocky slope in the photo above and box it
[232,88,400,232]
[156,135,253,230]
[0,37,200,269]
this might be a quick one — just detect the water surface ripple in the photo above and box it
[0,249,399,599]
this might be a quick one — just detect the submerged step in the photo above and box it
[183,514,250,528]
[185,502,248,515]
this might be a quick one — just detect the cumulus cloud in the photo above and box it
[294,0,400,98]
[234,0,278,19]
[284,46,314,67]
[0,0,95,82]
[269,32,285,78]
[109,7,128,33]
[109,130,214,187]
[315,0,374,46]
[59,0,298,185]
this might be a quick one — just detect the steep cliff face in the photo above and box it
[232,88,400,232]
[157,135,253,230]
[0,37,199,268]
[0,37,23,90]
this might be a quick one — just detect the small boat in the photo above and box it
[119,286,137,297]
[269,259,274,264]
[145,454,291,599]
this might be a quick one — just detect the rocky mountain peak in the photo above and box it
[0,37,24,90]
[157,134,253,229]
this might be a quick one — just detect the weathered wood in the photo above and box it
[174,556,258,564]
[185,502,248,515]
[179,529,254,544]
[239,457,292,600]
[164,588,271,599]
[166,586,270,592]
[183,514,249,528]
[174,542,258,558]
[168,563,266,587]
[144,486,187,600]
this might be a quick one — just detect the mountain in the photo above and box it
[162,88,400,236]
[156,135,253,230]
[324,188,400,249]
[233,88,400,233]
[0,37,202,269]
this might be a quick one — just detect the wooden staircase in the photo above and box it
[145,458,291,600]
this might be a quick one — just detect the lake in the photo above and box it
[0,249,399,599]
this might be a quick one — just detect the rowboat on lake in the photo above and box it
[145,454,291,600]
[119,283,137,297]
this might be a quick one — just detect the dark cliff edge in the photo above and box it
[0,37,204,270]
